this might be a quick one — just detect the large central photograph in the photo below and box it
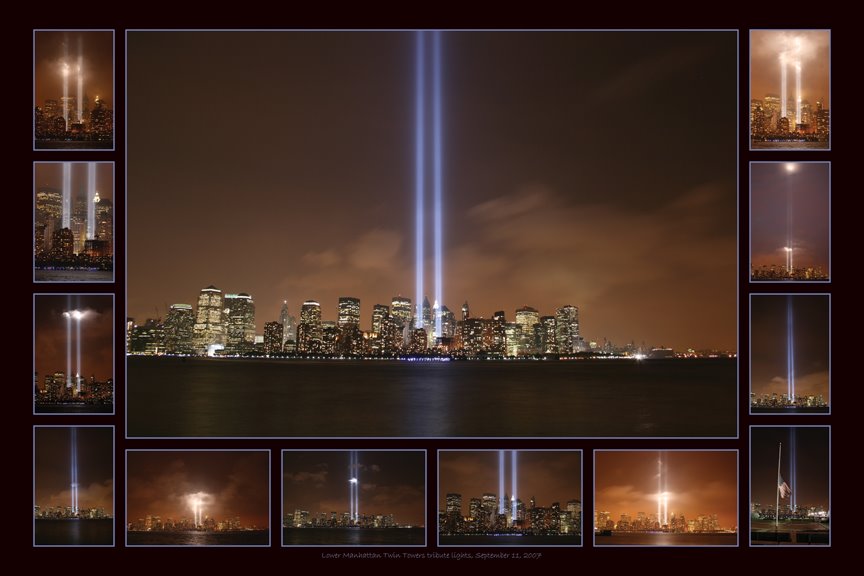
[126,31,738,438]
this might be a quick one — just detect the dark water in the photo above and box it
[283,527,425,546]
[35,519,113,546]
[440,534,580,546]
[35,140,113,150]
[127,357,736,437]
[35,269,114,282]
[127,530,269,546]
[750,140,828,150]
[36,403,113,414]
[751,407,829,414]
[595,533,737,546]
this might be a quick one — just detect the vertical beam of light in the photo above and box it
[790,428,797,510]
[70,427,78,514]
[75,312,82,394]
[787,296,795,402]
[786,167,793,275]
[65,308,72,388]
[354,450,359,523]
[414,31,425,329]
[795,61,802,129]
[657,464,661,525]
[498,450,505,514]
[780,53,787,120]
[77,37,83,124]
[511,450,518,526]
[62,162,71,229]
[62,40,69,130]
[433,30,443,338]
[87,163,96,239]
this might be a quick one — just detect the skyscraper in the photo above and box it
[193,285,225,354]
[279,300,296,348]
[298,300,322,353]
[515,306,540,355]
[371,304,389,336]
[337,297,361,327]
[539,315,557,354]
[555,305,580,354]
[164,303,194,355]
[223,293,256,354]
[264,321,282,354]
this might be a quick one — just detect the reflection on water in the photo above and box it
[127,530,269,546]
[595,532,737,546]
[127,357,736,437]
[35,519,114,546]
[283,527,425,546]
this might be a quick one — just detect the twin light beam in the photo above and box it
[414,31,444,337]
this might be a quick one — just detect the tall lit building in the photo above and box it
[50,228,74,259]
[371,304,389,336]
[223,293,256,354]
[264,321,282,354]
[193,285,225,354]
[555,305,580,354]
[491,310,506,354]
[164,303,194,355]
[337,297,361,327]
[279,300,296,347]
[539,315,557,353]
[298,300,322,353]
[440,305,456,339]
[95,196,112,253]
[504,323,521,357]
[515,306,539,355]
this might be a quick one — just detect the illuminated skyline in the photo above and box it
[750,30,829,112]
[594,451,737,530]
[438,450,581,516]
[126,451,270,529]
[750,294,830,404]
[34,294,113,384]
[750,427,829,512]
[34,427,113,516]
[750,162,829,278]
[127,31,736,352]
[283,451,425,527]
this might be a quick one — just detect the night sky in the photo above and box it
[34,162,114,202]
[750,162,829,273]
[750,427,829,510]
[34,294,113,383]
[34,426,113,514]
[750,294,830,401]
[283,450,425,526]
[126,451,270,528]
[127,31,736,351]
[438,451,581,513]
[34,30,114,109]
[750,30,830,104]
[594,450,738,530]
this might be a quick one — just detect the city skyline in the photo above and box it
[750,30,829,111]
[34,31,114,110]
[126,451,270,529]
[750,162,829,279]
[750,294,829,403]
[594,451,737,530]
[750,427,829,512]
[34,427,113,516]
[127,31,737,352]
[438,450,581,515]
[283,451,425,527]
[34,294,113,384]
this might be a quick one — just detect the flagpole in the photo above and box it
[775,441,782,531]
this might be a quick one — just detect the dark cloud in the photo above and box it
[127,31,736,351]
[282,451,425,526]
[34,427,114,514]
[595,450,738,529]
[126,451,270,527]
[34,294,114,383]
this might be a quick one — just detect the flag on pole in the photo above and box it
[778,473,792,499]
